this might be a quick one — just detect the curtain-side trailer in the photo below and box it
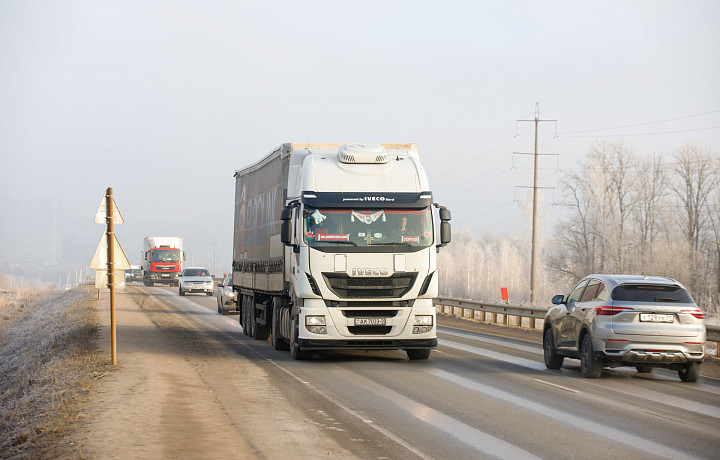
[232,143,451,360]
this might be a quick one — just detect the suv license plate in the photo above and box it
[640,313,674,323]
[355,318,386,326]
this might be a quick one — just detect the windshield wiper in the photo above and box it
[654,297,679,302]
[313,240,359,246]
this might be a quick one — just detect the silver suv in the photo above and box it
[544,275,706,381]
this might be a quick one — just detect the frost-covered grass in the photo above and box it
[0,285,110,459]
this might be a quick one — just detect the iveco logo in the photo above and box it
[352,268,390,276]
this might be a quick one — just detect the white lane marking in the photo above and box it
[316,366,541,460]
[442,338,720,409]
[440,327,543,354]
[432,369,698,460]
[533,379,581,393]
[441,339,548,371]
[266,360,436,460]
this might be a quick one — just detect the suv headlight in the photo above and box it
[305,315,327,334]
[413,315,433,334]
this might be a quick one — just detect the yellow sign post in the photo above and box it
[90,188,129,365]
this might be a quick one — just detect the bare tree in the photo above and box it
[671,142,715,251]
[632,154,667,268]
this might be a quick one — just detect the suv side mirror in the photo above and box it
[552,294,565,305]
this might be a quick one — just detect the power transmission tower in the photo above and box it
[516,103,557,307]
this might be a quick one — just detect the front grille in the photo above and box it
[342,310,398,318]
[325,300,414,308]
[347,326,393,335]
[322,273,417,298]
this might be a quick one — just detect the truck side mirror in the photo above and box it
[280,206,293,245]
[440,222,451,245]
[435,205,451,249]
[439,207,451,222]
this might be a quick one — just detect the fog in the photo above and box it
[1,1,719,286]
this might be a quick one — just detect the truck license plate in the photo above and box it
[639,313,674,323]
[355,318,386,326]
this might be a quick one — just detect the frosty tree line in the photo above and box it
[438,140,720,324]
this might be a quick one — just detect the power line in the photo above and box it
[437,161,512,201]
[558,110,720,135]
[561,125,720,138]
[542,75,720,105]
[431,135,516,181]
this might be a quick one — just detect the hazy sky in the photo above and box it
[1,1,719,274]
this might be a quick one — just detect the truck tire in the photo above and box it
[248,298,257,338]
[406,349,431,360]
[271,297,289,351]
[290,318,313,360]
[241,296,250,336]
[255,307,270,341]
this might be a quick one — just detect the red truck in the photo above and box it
[142,236,185,286]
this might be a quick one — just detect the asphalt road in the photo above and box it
[96,284,720,459]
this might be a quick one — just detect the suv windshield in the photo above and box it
[612,284,694,303]
[184,269,210,276]
[303,206,433,247]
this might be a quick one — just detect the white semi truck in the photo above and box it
[232,143,451,360]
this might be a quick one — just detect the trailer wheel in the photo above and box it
[271,298,289,351]
[253,302,272,340]
[241,296,250,336]
[248,299,257,338]
[290,317,313,360]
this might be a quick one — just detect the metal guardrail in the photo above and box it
[433,297,720,357]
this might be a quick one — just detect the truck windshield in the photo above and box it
[151,249,179,263]
[303,207,433,247]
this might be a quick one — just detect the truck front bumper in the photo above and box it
[149,272,179,282]
[298,338,437,351]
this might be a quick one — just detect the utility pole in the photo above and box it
[516,103,557,308]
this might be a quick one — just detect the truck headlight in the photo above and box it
[305,315,327,334]
[413,315,433,334]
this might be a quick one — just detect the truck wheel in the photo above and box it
[406,349,431,360]
[246,298,257,338]
[254,299,270,340]
[271,298,289,351]
[290,318,313,360]
[241,296,250,336]
[679,362,701,382]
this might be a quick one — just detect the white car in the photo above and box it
[215,272,237,315]
[178,267,214,296]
